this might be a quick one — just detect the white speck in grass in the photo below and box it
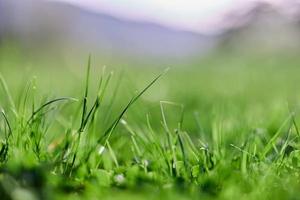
[120,119,127,125]
[98,145,106,155]
[114,174,125,184]
[172,163,176,169]
[63,149,71,160]
[12,188,38,200]
[163,183,173,189]
[142,159,149,167]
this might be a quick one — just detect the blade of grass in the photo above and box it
[27,97,77,124]
[0,73,17,116]
[98,68,169,145]
[1,109,12,140]
[261,113,293,159]
[79,55,91,132]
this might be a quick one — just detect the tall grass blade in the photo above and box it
[98,68,169,145]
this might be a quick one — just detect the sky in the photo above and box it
[48,0,293,33]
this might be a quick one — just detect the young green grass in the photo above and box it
[1,57,300,200]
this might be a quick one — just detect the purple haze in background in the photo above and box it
[0,0,300,66]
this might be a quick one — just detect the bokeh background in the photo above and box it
[1,0,300,132]
[1,0,300,67]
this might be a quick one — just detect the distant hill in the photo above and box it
[1,0,300,67]
[0,0,217,66]
[217,2,300,57]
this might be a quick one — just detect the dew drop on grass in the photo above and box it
[98,146,106,155]
[114,174,125,184]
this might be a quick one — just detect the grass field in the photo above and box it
[1,50,300,200]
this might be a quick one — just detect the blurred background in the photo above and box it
[1,0,300,132]
[1,0,300,68]
[0,0,300,145]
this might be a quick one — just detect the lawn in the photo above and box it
[1,50,300,200]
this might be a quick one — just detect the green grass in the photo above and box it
[1,53,300,200]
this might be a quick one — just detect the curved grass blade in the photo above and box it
[1,109,12,140]
[27,97,77,124]
[0,74,17,115]
[98,68,169,145]
[261,114,293,159]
